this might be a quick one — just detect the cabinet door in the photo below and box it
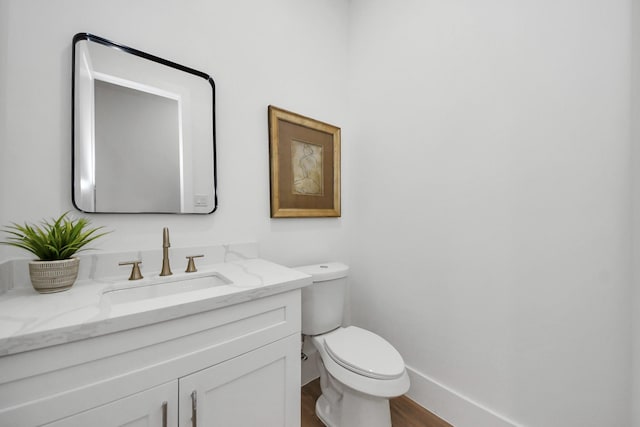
[44,381,178,427]
[179,334,300,427]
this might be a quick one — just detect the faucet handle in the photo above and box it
[185,255,204,273]
[119,261,144,280]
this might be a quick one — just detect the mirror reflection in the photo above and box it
[72,33,217,214]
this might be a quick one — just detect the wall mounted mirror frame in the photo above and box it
[72,33,217,214]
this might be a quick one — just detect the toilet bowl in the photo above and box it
[297,263,410,427]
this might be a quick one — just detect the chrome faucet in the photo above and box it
[160,227,172,276]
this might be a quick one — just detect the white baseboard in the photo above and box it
[301,356,521,427]
[405,365,521,427]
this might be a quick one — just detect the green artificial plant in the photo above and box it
[1,212,109,261]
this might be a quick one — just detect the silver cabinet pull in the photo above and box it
[191,390,197,427]
[161,401,168,427]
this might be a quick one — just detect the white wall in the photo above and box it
[347,1,632,426]
[0,0,350,268]
[1,1,636,426]
[633,0,640,424]
[0,0,8,261]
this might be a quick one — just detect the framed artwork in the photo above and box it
[268,106,341,218]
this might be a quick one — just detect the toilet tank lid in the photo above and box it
[294,262,349,282]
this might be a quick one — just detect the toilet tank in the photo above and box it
[296,262,349,336]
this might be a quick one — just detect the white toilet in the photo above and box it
[296,263,410,427]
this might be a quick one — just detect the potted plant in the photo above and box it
[1,212,108,293]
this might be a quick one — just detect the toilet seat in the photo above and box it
[311,329,410,398]
[323,326,405,380]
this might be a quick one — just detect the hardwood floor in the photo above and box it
[301,379,453,427]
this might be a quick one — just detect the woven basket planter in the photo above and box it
[28,258,80,294]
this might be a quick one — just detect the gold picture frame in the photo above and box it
[268,105,341,218]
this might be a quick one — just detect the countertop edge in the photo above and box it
[0,259,312,356]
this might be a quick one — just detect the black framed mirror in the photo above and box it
[72,33,217,214]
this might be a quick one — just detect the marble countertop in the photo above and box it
[0,258,311,356]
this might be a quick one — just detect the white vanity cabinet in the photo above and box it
[0,289,302,427]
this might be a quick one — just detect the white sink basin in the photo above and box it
[103,273,231,305]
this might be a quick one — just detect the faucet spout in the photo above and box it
[160,227,172,276]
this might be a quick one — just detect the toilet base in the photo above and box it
[315,395,334,427]
[315,384,393,427]
[310,330,407,427]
